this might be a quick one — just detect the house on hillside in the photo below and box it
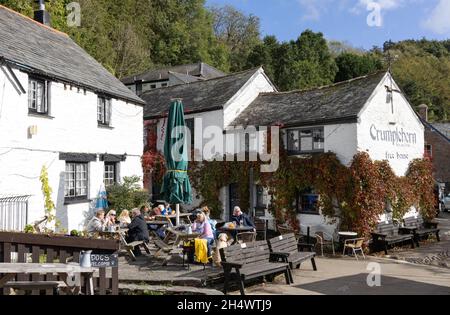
[417,104,450,196]
[142,68,425,235]
[0,5,144,232]
[121,62,226,96]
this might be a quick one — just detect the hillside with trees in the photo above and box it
[1,0,448,122]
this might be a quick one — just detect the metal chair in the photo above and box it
[237,232,257,244]
[343,238,365,260]
[314,231,336,256]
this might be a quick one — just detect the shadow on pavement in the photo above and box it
[295,273,450,295]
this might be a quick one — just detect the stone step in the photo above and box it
[119,283,224,295]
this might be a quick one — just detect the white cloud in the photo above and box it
[351,0,405,14]
[297,0,335,21]
[423,0,450,34]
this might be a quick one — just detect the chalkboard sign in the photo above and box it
[90,253,118,268]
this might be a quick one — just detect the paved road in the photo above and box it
[231,212,450,295]
[231,256,450,295]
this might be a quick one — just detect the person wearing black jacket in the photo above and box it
[126,208,150,256]
[231,207,256,231]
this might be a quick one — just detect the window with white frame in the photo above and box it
[287,127,325,154]
[97,96,112,126]
[104,162,117,187]
[64,162,88,199]
[28,77,49,114]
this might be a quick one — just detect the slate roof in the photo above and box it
[142,67,262,119]
[169,71,204,84]
[431,123,450,141]
[0,5,143,104]
[231,71,387,127]
[122,62,226,85]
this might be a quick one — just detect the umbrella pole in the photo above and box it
[176,204,180,226]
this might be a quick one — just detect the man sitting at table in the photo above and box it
[231,207,256,232]
[86,210,107,233]
[127,208,150,257]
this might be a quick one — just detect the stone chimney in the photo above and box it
[34,0,51,27]
[418,104,428,122]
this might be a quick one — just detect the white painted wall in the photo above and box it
[357,73,425,176]
[223,69,276,128]
[0,66,143,232]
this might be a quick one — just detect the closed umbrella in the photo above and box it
[160,99,193,226]
[95,183,109,210]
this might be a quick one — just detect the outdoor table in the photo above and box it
[0,263,96,295]
[218,225,255,244]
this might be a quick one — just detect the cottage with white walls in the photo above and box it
[0,5,144,232]
[141,68,424,235]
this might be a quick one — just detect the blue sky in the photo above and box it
[205,0,450,50]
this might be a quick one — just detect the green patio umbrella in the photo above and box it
[160,99,193,226]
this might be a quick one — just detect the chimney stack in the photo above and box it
[418,104,429,122]
[34,0,51,27]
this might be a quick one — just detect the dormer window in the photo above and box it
[97,96,111,126]
[28,77,50,115]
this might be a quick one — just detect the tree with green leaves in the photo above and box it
[210,5,261,72]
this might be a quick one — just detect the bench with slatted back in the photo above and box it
[403,216,440,246]
[220,240,293,295]
[268,233,317,271]
[371,221,415,254]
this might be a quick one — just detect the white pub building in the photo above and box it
[141,67,424,235]
[0,5,144,231]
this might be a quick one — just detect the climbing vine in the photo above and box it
[190,150,436,239]
[39,166,59,230]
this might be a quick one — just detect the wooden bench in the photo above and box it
[268,233,317,271]
[402,216,440,247]
[220,240,293,295]
[371,221,415,255]
[119,233,151,261]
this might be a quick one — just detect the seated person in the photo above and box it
[86,210,107,233]
[231,206,256,231]
[202,206,218,237]
[117,210,131,227]
[140,204,151,217]
[192,212,215,258]
[147,207,165,239]
[105,210,117,230]
[126,209,150,257]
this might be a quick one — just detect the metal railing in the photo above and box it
[0,195,30,232]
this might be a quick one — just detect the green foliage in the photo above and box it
[39,166,58,229]
[390,40,450,122]
[334,52,384,82]
[247,30,338,91]
[211,5,261,72]
[24,224,35,234]
[106,176,149,212]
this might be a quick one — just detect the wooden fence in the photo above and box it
[0,232,120,295]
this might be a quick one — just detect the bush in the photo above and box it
[106,176,149,212]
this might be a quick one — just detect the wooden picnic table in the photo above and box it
[0,263,96,295]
